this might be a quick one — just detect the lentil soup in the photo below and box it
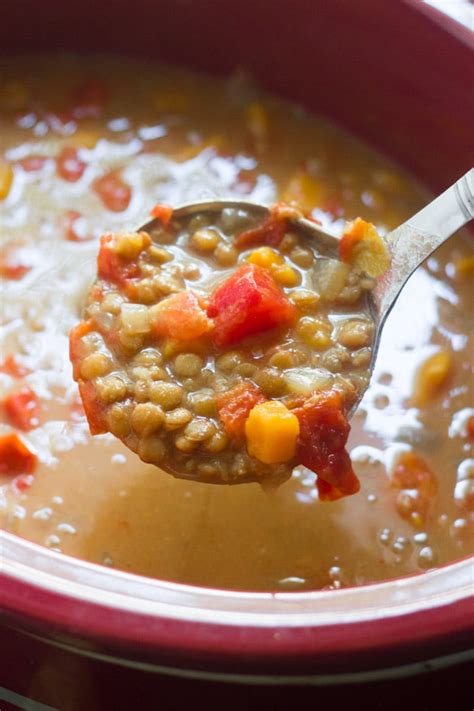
[1,55,472,591]
[71,203,386,495]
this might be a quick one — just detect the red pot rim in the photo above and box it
[0,0,473,680]
[1,531,473,676]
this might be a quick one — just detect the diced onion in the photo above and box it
[120,303,151,335]
[314,259,349,301]
[284,367,332,396]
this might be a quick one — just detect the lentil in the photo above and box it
[149,381,183,409]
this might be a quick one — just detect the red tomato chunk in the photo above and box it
[0,432,37,475]
[0,247,31,280]
[3,387,41,431]
[12,473,35,493]
[153,291,213,341]
[0,355,30,378]
[234,204,290,249]
[69,320,93,379]
[391,451,437,526]
[17,155,49,172]
[217,381,267,439]
[97,234,140,285]
[93,171,131,212]
[150,203,173,226]
[56,146,86,182]
[78,380,107,435]
[293,390,360,501]
[207,264,297,348]
[60,210,91,242]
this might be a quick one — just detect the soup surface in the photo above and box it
[0,55,472,591]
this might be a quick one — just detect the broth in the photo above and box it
[1,55,472,591]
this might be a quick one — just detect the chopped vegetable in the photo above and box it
[93,171,132,212]
[217,381,266,440]
[150,203,173,226]
[60,210,91,242]
[314,259,349,302]
[282,172,325,213]
[0,160,14,200]
[69,320,93,379]
[293,390,360,501]
[56,146,86,182]
[17,155,49,172]
[152,291,213,341]
[97,234,141,285]
[207,263,297,347]
[0,432,37,475]
[12,473,35,492]
[235,204,294,249]
[3,387,40,430]
[412,350,453,407]
[0,246,31,280]
[245,400,299,464]
[391,451,437,527]
[78,380,108,435]
[339,217,390,277]
[0,355,30,378]
[284,367,332,396]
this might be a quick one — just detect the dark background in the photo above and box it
[0,625,472,711]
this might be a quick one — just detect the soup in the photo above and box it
[71,203,386,493]
[1,55,472,591]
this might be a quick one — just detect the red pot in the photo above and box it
[0,0,473,703]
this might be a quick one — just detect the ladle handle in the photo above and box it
[374,168,473,319]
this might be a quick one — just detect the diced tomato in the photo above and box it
[0,355,30,378]
[56,146,86,182]
[293,390,360,501]
[69,319,93,379]
[17,155,49,172]
[216,381,267,440]
[207,263,297,348]
[97,234,140,285]
[60,210,91,242]
[72,79,108,119]
[0,246,31,280]
[339,220,364,263]
[0,432,37,475]
[93,171,132,212]
[150,203,173,226]
[391,451,437,493]
[78,380,107,435]
[391,451,437,526]
[12,473,35,492]
[234,204,290,249]
[153,291,213,341]
[3,387,41,431]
